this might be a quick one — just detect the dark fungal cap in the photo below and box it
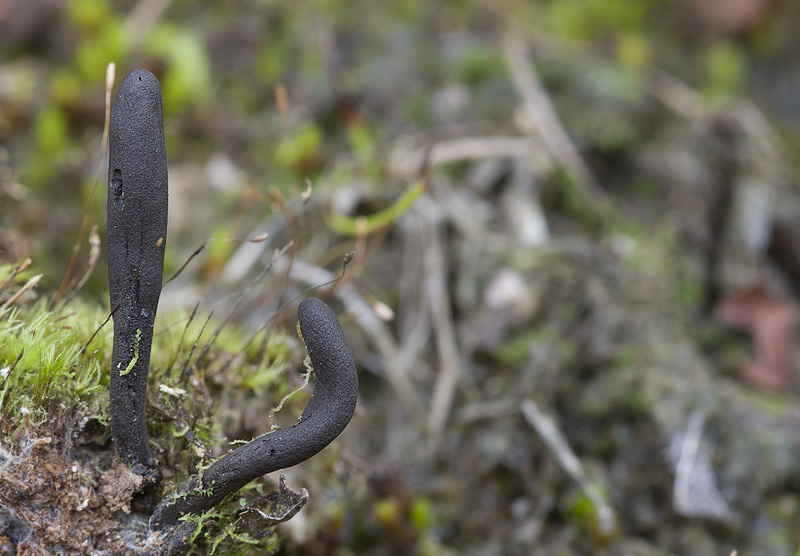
[119,68,162,99]
[113,70,164,140]
[109,70,167,192]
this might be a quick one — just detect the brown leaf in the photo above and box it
[693,0,775,34]
[715,286,796,391]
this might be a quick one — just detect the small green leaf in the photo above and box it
[327,180,426,236]
[119,328,141,376]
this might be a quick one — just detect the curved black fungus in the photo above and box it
[149,297,358,531]
[107,69,168,482]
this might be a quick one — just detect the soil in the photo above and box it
[0,420,148,555]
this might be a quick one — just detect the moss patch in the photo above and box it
[0,262,302,554]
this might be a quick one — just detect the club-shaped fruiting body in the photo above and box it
[150,297,359,530]
[103,69,358,552]
[107,69,168,481]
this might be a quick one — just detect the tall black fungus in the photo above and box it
[105,68,358,555]
[150,297,359,531]
[107,69,168,483]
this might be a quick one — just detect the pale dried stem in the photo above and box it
[389,136,550,178]
[127,0,172,48]
[503,32,601,197]
[1,274,42,310]
[422,203,464,437]
[674,410,705,510]
[61,226,101,305]
[53,62,114,307]
[520,398,616,535]
[0,258,31,294]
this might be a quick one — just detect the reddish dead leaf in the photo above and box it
[715,286,796,391]
[693,0,775,34]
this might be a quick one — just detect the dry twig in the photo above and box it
[503,33,601,198]
[0,274,42,311]
[421,202,465,437]
[60,226,101,305]
[388,136,550,178]
[520,398,616,535]
[0,258,31,294]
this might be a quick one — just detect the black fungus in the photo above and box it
[150,297,358,531]
[106,69,168,483]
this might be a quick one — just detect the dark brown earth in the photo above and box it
[0,422,147,554]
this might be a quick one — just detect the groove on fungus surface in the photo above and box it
[149,297,359,531]
[107,68,168,484]
[111,168,123,209]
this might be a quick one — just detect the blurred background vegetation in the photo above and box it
[3,0,800,554]
[3,0,799,282]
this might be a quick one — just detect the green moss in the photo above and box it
[255,40,287,84]
[33,106,69,157]
[704,42,745,102]
[546,0,648,40]
[615,31,651,70]
[498,326,577,368]
[66,0,114,32]
[454,43,504,86]
[564,484,618,543]
[0,296,110,429]
[409,496,436,535]
[238,334,293,395]
[145,23,212,112]
[497,330,540,367]
[0,260,298,554]
[274,123,323,174]
[73,18,131,82]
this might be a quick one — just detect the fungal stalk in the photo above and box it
[105,68,358,554]
[107,69,168,483]
[150,297,359,530]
